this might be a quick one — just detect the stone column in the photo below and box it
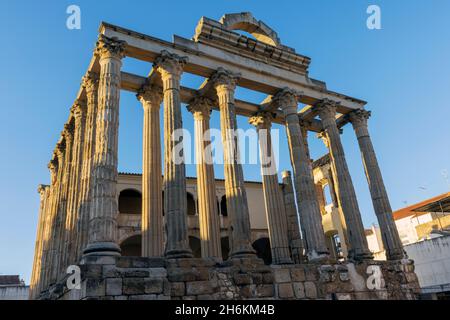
[316,99,372,260]
[187,97,222,260]
[30,184,49,299]
[137,84,164,257]
[83,35,125,256]
[40,158,58,290]
[49,141,66,284]
[211,68,255,258]
[249,112,292,264]
[155,50,192,258]
[63,100,87,268]
[281,171,305,263]
[56,123,74,277]
[276,88,329,260]
[349,109,404,260]
[77,71,99,259]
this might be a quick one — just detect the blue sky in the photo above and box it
[1,0,449,283]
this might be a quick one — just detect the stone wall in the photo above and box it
[42,256,419,300]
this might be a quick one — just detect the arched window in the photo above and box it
[323,184,333,206]
[187,192,196,216]
[120,235,141,257]
[220,195,228,217]
[119,189,142,214]
[252,237,272,265]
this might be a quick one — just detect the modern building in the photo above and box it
[360,193,450,299]
[0,275,29,300]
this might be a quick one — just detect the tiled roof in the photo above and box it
[393,193,450,220]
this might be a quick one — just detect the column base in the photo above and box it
[165,249,193,259]
[82,242,121,257]
[386,249,407,261]
[229,247,257,259]
[307,249,330,263]
[347,249,374,262]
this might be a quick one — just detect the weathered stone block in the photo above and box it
[274,268,291,283]
[80,264,103,278]
[256,284,274,298]
[167,268,197,282]
[102,265,120,278]
[83,278,106,297]
[128,294,156,300]
[149,267,167,278]
[82,255,116,266]
[123,278,145,295]
[234,273,252,285]
[251,273,263,284]
[239,285,255,298]
[304,281,317,299]
[186,281,213,295]
[106,278,122,296]
[278,283,294,299]
[144,278,164,294]
[290,268,305,282]
[262,272,274,284]
[114,295,128,300]
[293,282,305,299]
[170,282,185,296]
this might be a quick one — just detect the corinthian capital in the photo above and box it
[348,109,371,129]
[55,140,65,162]
[71,99,87,120]
[37,184,48,196]
[136,84,163,107]
[82,71,99,93]
[248,111,274,129]
[95,34,126,60]
[210,68,240,93]
[63,121,75,142]
[187,96,213,120]
[315,99,340,121]
[48,158,58,173]
[273,88,299,116]
[154,50,188,80]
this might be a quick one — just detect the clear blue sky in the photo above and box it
[1,0,449,283]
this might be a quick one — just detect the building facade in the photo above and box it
[30,12,419,300]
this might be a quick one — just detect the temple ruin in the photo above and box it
[30,12,419,300]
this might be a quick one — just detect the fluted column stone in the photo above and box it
[48,141,66,284]
[29,184,49,299]
[63,100,87,268]
[77,71,99,259]
[155,50,192,258]
[316,99,372,260]
[276,88,329,260]
[249,112,292,264]
[55,123,74,278]
[83,35,125,256]
[137,84,164,257]
[212,68,255,258]
[349,109,404,260]
[187,97,222,260]
[281,171,306,263]
[41,157,58,289]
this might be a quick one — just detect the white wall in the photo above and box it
[404,235,450,292]
[0,286,29,300]
[395,213,433,245]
